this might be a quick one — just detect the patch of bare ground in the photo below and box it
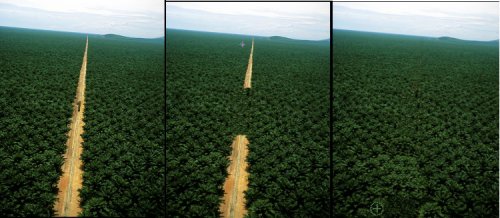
[220,135,250,218]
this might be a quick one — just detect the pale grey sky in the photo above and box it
[166,2,330,40]
[0,0,163,38]
[333,2,499,41]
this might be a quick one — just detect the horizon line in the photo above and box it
[166,27,330,41]
[0,25,163,39]
[333,28,499,42]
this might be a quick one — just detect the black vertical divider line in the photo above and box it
[329,1,334,218]
[164,1,167,217]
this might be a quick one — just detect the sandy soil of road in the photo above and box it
[220,135,250,218]
[243,39,254,89]
[54,36,88,217]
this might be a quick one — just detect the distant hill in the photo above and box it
[101,34,163,43]
[151,36,164,42]
[269,36,293,41]
[269,35,329,44]
[438,36,462,41]
[438,36,499,46]
[103,34,129,39]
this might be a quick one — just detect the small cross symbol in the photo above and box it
[370,202,383,216]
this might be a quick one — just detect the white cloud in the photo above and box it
[0,0,160,15]
[334,2,497,18]
[333,2,499,41]
[168,2,328,18]
[0,0,163,38]
[166,2,329,40]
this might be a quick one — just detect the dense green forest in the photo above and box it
[166,29,329,217]
[0,27,81,216]
[0,26,163,216]
[333,29,499,217]
[80,35,164,216]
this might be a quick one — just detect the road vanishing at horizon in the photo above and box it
[221,39,255,218]
[54,36,87,217]
[244,39,254,89]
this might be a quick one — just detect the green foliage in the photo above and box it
[166,29,329,216]
[79,36,164,216]
[333,29,499,217]
[0,27,82,216]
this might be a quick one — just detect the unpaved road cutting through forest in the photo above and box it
[243,39,254,89]
[221,135,249,218]
[54,36,88,217]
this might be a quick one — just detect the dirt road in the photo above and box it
[54,36,88,217]
[221,135,250,218]
[243,39,254,89]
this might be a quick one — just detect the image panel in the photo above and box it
[332,2,499,217]
[166,2,330,217]
[0,0,164,217]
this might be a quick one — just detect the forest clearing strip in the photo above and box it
[54,36,88,217]
[243,39,254,89]
[221,135,249,218]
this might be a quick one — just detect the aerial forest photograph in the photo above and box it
[0,0,164,216]
[3,0,500,217]
[332,2,499,217]
[166,2,330,217]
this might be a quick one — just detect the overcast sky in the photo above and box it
[166,2,330,40]
[0,0,163,38]
[333,2,499,41]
